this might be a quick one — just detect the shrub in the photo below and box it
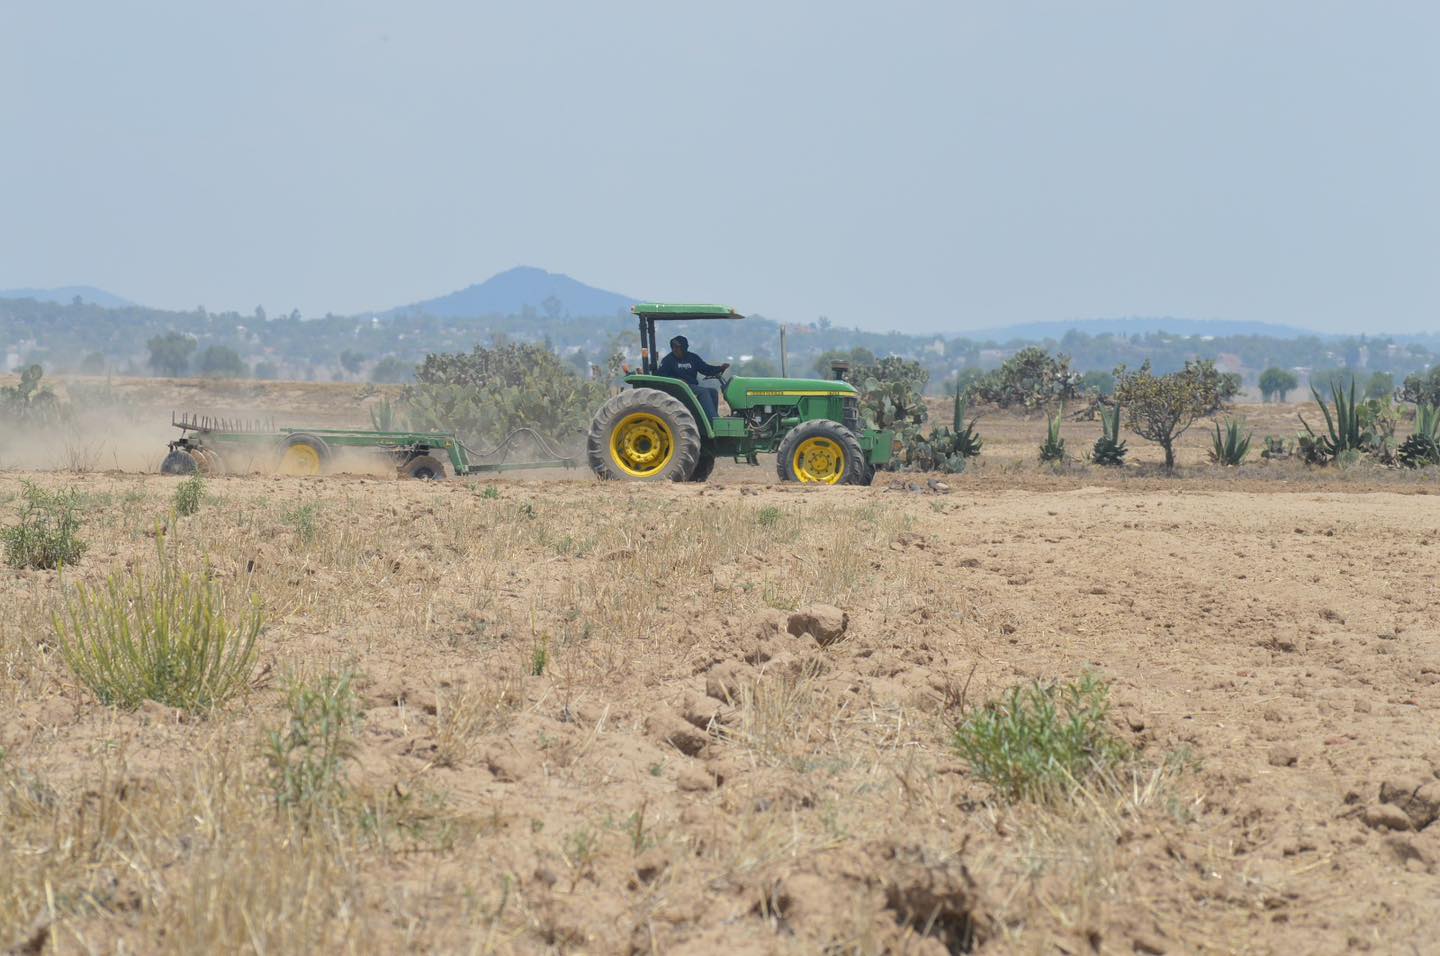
[1259,367,1299,403]
[1366,371,1395,401]
[173,475,205,517]
[264,671,358,815]
[403,342,614,446]
[969,347,1083,410]
[953,674,1129,802]
[52,540,262,711]
[2,482,87,569]
[1400,367,1440,407]
[1260,435,1290,460]
[1209,418,1252,466]
[1112,361,1223,468]
[283,503,320,544]
[1038,408,1066,463]
[1,365,65,426]
[1398,404,1440,468]
[1090,404,1127,466]
[855,356,930,432]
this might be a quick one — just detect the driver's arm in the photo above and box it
[692,353,728,376]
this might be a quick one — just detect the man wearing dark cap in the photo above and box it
[657,335,729,420]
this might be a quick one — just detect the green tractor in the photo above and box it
[587,303,893,484]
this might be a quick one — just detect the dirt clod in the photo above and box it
[1267,744,1299,768]
[787,605,849,646]
[1362,803,1413,832]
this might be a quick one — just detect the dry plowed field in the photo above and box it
[2,378,1438,954]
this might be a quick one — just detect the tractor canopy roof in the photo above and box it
[631,303,744,320]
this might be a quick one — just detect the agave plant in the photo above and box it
[1209,417,1252,466]
[369,397,397,432]
[1398,403,1440,468]
[901,382,982,473]
[1039,407,1066,463]
[1090,403,1127,466]
[1299,380,1362,463]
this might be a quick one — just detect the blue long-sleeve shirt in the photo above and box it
[658,350,723,387]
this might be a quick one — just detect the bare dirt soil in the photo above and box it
[2,379,1438,954]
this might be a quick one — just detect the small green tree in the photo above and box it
[196,345,247,379]
[339,350,367,376]
[813,347,877,379]
[147,332,196,377]
[1113,361,1222,469]
[369,357,414,384]
[1365,371,1395,401]
[969,347,1083,410]
[1400,367,1440,407]
[1259,367,1299,402]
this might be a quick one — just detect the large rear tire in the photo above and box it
[687,453,716,483]
[276,433,331,476]
[776,420,866,485]
[588,388,702,481]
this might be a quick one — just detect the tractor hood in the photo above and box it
[728,376,858,398]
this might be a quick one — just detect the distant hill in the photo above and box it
[967,317,1321,341]
[0,285,134,308]
[384,266,637,319]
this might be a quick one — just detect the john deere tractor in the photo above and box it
[587,303,893,484]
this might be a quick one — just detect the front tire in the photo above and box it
[588,388,702,481]
[776,420,866,485]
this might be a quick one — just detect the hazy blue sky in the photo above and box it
[2,1,1436,333]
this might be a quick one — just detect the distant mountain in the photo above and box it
[384,266,637,319]
[967,317,1321,341]
[0,285,135,308]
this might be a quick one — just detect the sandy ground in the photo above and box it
[2,379,1439,954]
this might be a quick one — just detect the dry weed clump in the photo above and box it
[53,538,262,712]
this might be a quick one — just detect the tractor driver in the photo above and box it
[659,335,729,420]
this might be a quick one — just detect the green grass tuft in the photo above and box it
[2,481,88,570]
[53,540,262,712]
[173,475,206,517]
[953,673,1129,802]
[263,671,358,816]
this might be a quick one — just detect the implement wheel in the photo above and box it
[193,446,225,476]
[161,449,198,475]
[777,420,866,486]
[276,433,331,476]
[588,388,701,481]
[401,455,447,480]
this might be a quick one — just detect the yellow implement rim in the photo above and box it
[278,442,322,476]
[793,436,846,484]
[610,412,675,478]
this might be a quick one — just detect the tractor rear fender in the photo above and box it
[621,375,714,438]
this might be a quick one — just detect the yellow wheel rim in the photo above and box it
[793,436,846,484]
[278,443,322,476]
[610,412,675,478]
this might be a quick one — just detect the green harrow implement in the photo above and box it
[161,413,575,480]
